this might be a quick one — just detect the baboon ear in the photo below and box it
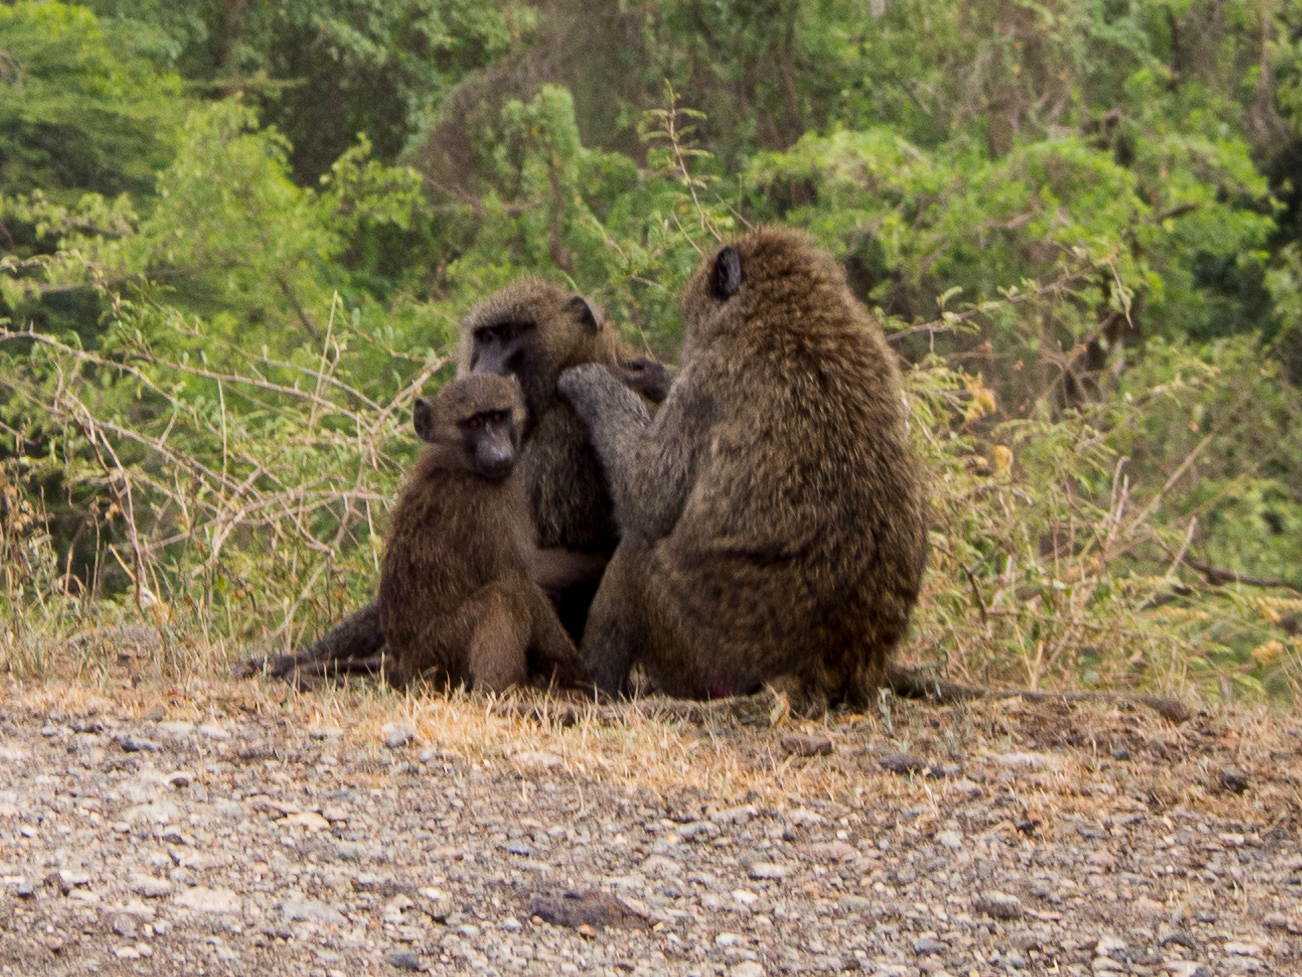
[567,295,600,334]
[412,397,435,441]
[711,246,743,300]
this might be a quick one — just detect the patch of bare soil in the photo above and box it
[1,678,1300,977]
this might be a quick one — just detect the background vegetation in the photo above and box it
[2,0,1300,704]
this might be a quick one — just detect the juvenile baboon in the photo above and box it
[378,373,580,691]
[558,226,929,711]
[253,280,667,681]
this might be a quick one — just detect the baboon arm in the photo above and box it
[558,363,697,545]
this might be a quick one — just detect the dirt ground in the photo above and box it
[1,676,1300,977]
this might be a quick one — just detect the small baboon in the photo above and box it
[378,373,580,691]
[255,280,668,682]
[559,226,929,712]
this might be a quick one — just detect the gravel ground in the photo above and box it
[1,683,1300,977]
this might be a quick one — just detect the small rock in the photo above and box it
[731,962,766,977]
[1219,767,1250,793]
[950,778,980,797]
[1223,942,1262,956]
[279,811,331,832]
[113,946,141,960]
[1110,746,1132,761]
[642,854,682,878]
[878,753,925,775]
[1162,932,1198,951]
[526,890,648,931]
[118,736,161,753]
[196,722,229,740]
[156,721,195,738]
[732,889,758,906]
[1097,935,1127,957]
[1093,957,1125,973]
[780,733,833,757]
[748,862,787,880]
[1132,896,1167,919]
[710,804,757,825]
[382,722,416,749]
[1263,913,1292,931]
[838,895,871,912]
[128,874,173,899]
[165,771,193,788]
[989,751,1050,769]
[309,727,342,741]
[1165,964,1212,977]
[58,869,91,889]
[110,915,137,938]
[16,879,35,898]
[386,949,423,971]
[174,885,241,914]
[974,890,1022,919]
[913,936,947,955]
[678,820,719,841]
[283,899,346,926]
[716,933,742,947]
[501,916,522,932]
[935,829,963,849]
[505,840,532,856]
[577,924,597,939]
[338,843,366,862]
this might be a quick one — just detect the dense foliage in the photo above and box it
[2,0,1300,702]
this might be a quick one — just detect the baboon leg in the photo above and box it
[579,544,651,695]
[465,585,532,693]
[523,583,582,684]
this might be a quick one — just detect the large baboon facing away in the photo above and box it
[378,373,580,691]
[559,226,929,711]
[256,280,668,681]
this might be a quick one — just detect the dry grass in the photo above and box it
[5,644,1299,834]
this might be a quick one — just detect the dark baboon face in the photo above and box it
[414,373,526,483]
[462,281,606,423]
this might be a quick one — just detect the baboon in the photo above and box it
[252,280,668,681]
[558,226,929,712]
[378,373,580,691]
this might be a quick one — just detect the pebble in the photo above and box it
[1219,766,1250,793]
[973,889,1022,919]
[779,733,833,757]
[386,949,422,971]
[878,752,926,774]
[731,963,766,977]
[913,936,947,955]
[748,862,787,880]
[935,829,963,848]
[382,722,416,749]
[1165,964,1212,977]
[174,886,241,914]
[711,804,758,825]
[283,898,346,926]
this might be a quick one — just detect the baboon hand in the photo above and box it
[557,363,626,422]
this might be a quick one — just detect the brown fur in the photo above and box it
[251,281,668,681]
[377,373,578,691]
[460,278,669,638]
[559,227,929,712]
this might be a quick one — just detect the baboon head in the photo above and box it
[413,373,527,483]
[460,279,622,429]
[681,227,851,354]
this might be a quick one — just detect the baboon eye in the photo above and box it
[490,411,508,424]
[467,416,484,430]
